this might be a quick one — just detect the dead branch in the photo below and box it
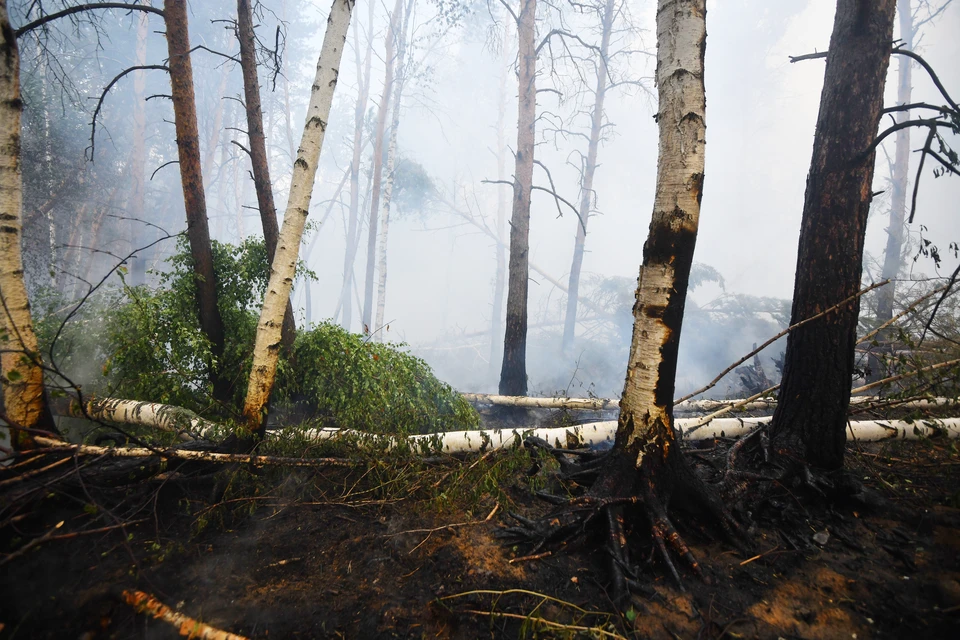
[15,3,165,37]
[119,589,249,640]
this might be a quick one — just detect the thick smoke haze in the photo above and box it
[12,0,960,401]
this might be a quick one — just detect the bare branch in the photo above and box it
[87,64,169,160]
[15,3,164,37]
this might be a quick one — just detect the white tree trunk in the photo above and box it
[616,0,707,464]
[0,1,53,447]
[242,0,354,432]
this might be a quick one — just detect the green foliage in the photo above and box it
[95,237,476,433]
[276,322,478,435]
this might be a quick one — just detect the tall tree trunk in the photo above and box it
[489,19,512,376]
[164,0,231,405]
[499,0,536,396]
[0,0,58,448]
[340,0,375,332]
[373,1,411,340]
[361,0,402,333]
[128,8,148,286]
[237,0,297,350]
[201,64,230,193]
[561,0,614,353]
[243,0,353,437]
[770,0,897,471]
[870,0,914,382]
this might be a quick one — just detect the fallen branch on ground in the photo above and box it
[31,436,356,467]
[119,589,249,640]
[51,396,217,440]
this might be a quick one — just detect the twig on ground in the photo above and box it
[119,589,249,640]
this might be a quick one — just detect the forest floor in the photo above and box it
[2,413,959,640]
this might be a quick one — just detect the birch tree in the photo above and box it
[503,0,738,603]
[0,0,58,448]
[242,0,354,438]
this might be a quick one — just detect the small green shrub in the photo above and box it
[50,236,478,435]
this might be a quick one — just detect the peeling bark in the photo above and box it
[499,0,537,396]
[242,0,354,437]
[164,0,231,404]
[771,0,897,470]
[0,0,57,448]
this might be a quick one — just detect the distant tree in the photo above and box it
[771,0,898,470]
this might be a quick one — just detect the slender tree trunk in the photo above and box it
[770,0,897,470]
[373,2,411,340]
[499,0,536,396]
[243,0,353,437]
[489,19,512,376]
[201,64,230,193]
[361,0,402,333]
[340,0,374,331]
[870,0,914,382]
[237,0,297,350]
[562,0,614,353]
[0,0,58,448]
[164,0,231,405]
[128,9,149,286]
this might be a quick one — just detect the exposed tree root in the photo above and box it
[498,438,745,606]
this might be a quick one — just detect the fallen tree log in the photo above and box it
[460,393,958,413]
[51,396,216,440]
[31,436,355,467]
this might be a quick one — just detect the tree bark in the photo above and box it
[0,0,58,448]
[361,0,402,333]
[163,0,231,404]
[614,0,706,465]
[870,0,914,381]
[237,0,296,350]
[242,0,353,437]
[499,0,536,396]
[489,18,512,376]
[373,1,411,340]
[127,9,148,286]
[561,0,614,353]
[339,0,374,332]
[770,0,897,471]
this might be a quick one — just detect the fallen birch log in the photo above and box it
[301,417,960,454]
[52,396,216,440]
[119,589,248,640]
[460,393,958,413]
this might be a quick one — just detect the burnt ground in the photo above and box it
[1,424,959,640]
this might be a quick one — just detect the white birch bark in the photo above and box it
[0,1,52,446]
[616,0,706,464]
[242,0,354,430]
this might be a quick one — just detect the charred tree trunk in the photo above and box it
[361,0,402,334]
[0,0,58,448]
[242,0,353,438]
[770,0,897,471]
[499,0,536,396]
[237,0,297,350]
[164,0,231,405]
[340,0,374,332]
[869,0,914,382]
[561,0,614,353]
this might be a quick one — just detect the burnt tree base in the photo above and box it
[499,437,745,606]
